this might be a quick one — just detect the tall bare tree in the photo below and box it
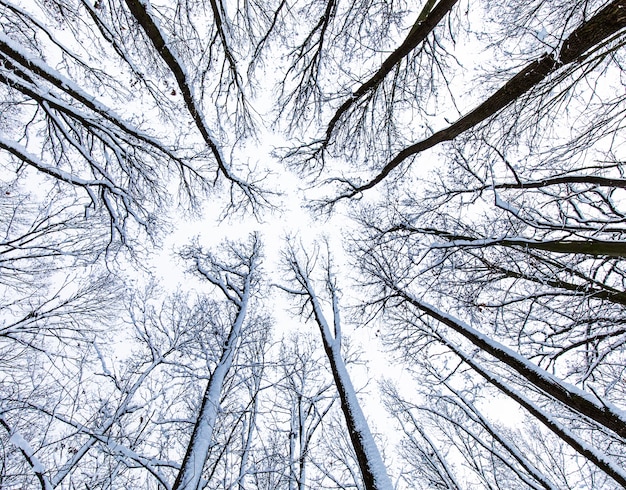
[277,241,393,490]
[3,0,626,488]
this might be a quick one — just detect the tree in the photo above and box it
[269,333,338,490]
[342,2,626,487]
[320,0,626,204]
[277,241,393,490]
[174,234,266,489]
[353,213,626,486]
[3,0,626,488]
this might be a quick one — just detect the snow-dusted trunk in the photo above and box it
[0,415,53,490]
[319,332,392,490]
[236,409,255,490]
[173,237,260,490]
[392,285,626,439]
[297,407,307,490]
[172,298,248,490]
[284,251,393,490]
[237,366,263,490]
[288,408,298,490]
[172,291,249,490]
[439,334,626,488]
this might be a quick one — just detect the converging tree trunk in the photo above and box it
[2,0,626,487]
[278,243,393,490]
[173,235,263,490]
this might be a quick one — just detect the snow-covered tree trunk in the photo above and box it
[173,235,262,490]
[279,245,393,490]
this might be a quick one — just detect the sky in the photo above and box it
[3,0,625,487]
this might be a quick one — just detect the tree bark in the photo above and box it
[342,0,626,198]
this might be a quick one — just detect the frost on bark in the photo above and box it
[278,243,393,490]
[324,0,626,203]
[173,234,263,490]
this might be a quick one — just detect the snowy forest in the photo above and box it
[2,0,626,488]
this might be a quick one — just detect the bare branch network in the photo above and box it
[1,0,626,489]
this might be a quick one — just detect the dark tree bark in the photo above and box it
[331,0,626,201]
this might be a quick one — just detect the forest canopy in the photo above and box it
[1,0,626,488]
